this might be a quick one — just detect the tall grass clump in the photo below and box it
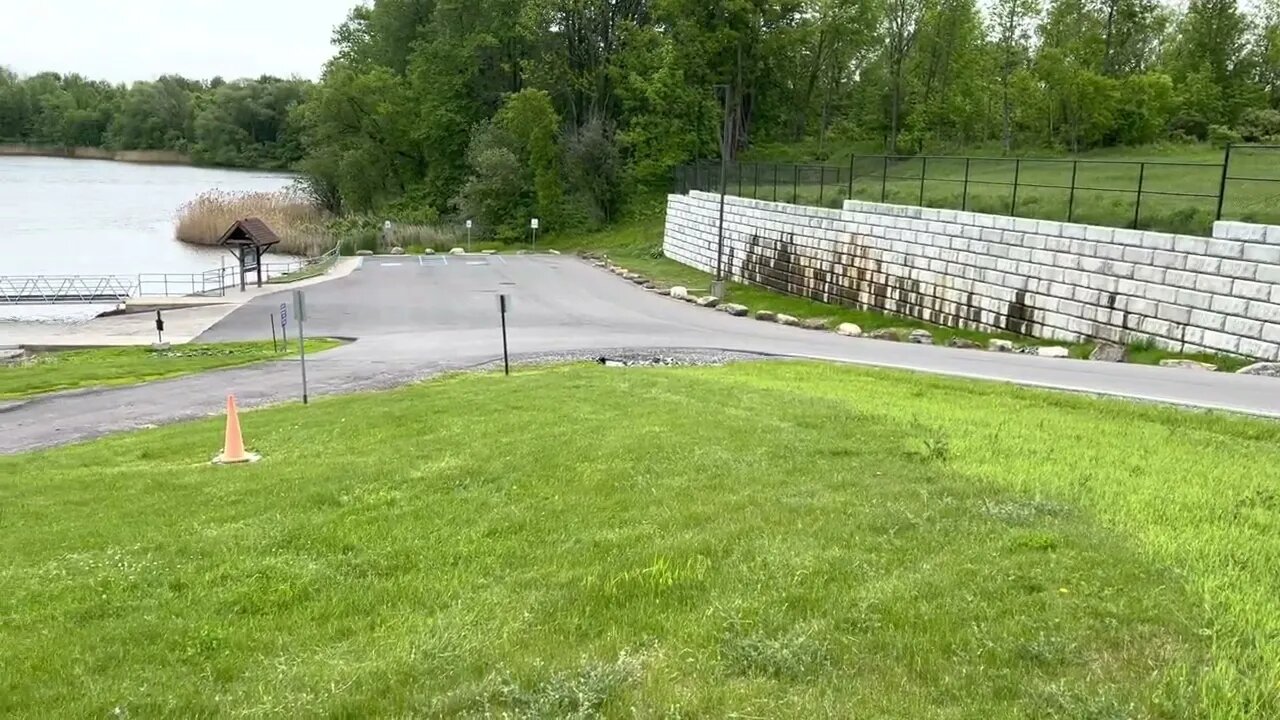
[175,190,334,256]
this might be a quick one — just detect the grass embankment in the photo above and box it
[733,143,1280,235]
[175,190,334,256]
[0,143,192,165]
[548,219,1244,368]
[0,340,339,400]
[1,362,1277,716]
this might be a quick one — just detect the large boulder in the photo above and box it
[450,247,466,255]
[719,303,749,317]
[947,337,983,350]
[776,314,801,327]
[868,328,904,341]
[1035,346,1072,358]
[356,249,374,256]
[907,329,935,345]
[836,323,863,338]
[390,246,406,256]
[422,248,436,255]
[670,286,689,300]
[1090,342,1129,363]
[988,339,1015,353]
[754,310,777,322]
[695,296,721,308]
[802,318,830,331]
[1160,359,1218,371]
[1238,362,1280,377]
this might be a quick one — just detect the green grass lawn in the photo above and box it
[716,143,1280,235]
[0,339,340,400]
[1,362,1277,717]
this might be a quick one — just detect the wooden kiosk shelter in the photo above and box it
[219,218,281,291]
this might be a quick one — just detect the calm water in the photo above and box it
[0,156,293,321]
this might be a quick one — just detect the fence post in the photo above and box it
[880,156,889,203]
[753,163,759,199]
[737,163,743,196]
[962,158,971,211]
[773,163,779,202]
[793,164,799,204]
[848,154,855,199]
[1133,162,1146,229]
[1010,159,1022,216]
[819,166,826,205]
[919,157,928,206]
[1067,160,1078,223]
[1216,143,1232,220]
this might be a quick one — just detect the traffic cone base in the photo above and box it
[212,394,261,465]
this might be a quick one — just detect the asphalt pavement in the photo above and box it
[4,254,1279,454]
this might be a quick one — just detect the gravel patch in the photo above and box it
[468,347,769,373]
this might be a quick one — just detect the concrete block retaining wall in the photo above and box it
[663,191,1280,360]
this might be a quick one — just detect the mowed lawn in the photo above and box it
[2,362,1278,717]
[0,340,339,400]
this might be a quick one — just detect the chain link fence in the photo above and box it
[674,144,1280,236]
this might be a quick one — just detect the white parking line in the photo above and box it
[380,262,404,267]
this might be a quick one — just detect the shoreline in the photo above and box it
[0,143,193,167]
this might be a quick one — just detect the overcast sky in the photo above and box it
[1,0,362,83]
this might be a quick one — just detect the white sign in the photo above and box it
[383,220,392,230]
[279,302,288,329]
[530,218,540,229]
[466,219,473,229]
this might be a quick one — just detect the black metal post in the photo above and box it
[819,166,826,205]
[270,313,278,352]
[793,164,799,204]
[1010,159,1022,216]
[848,154,856,199]
[737,162,743,196]
[881,156,889,203]
[716,84,732,283]
[753,163,759,198]
[1133,162,1146,229]
[962,158,971,211]
[773,163,779,202]
[500,295,510,376]
[1216,143,1233,220]
[919,157,928,206]
[1067,160,1078,222]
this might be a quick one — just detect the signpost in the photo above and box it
[154,310,165,345]
[466,219,473,252]
[279,301,289,344]
[530,218,539,251]
[498,293,511,376]
[383,220,393,250]
[294,290,309,404]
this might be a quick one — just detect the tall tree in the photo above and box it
[992,0,1040,152]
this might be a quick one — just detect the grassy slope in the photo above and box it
[0,340,339,400]
[2,363,1278,716]
[547,218,1248,368]
[730,142,1280,235]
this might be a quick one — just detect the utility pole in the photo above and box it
[713,82,733,299]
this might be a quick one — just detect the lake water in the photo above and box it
[0,156,294,322]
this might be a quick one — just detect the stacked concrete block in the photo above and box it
[663,191,1280,360]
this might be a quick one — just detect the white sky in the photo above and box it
[1,0,363,83]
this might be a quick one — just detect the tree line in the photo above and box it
[0,70,310,169]
[4,0,1280,237]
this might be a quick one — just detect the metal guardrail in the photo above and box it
[0,243,342,306]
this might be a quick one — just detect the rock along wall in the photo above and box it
[663,191,1280,360]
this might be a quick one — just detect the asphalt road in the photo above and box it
[5,254,1279,454]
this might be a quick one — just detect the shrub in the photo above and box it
[175,190,333,256]
[1208,124,1242,148]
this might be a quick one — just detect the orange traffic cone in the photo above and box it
[213,395,260,464]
